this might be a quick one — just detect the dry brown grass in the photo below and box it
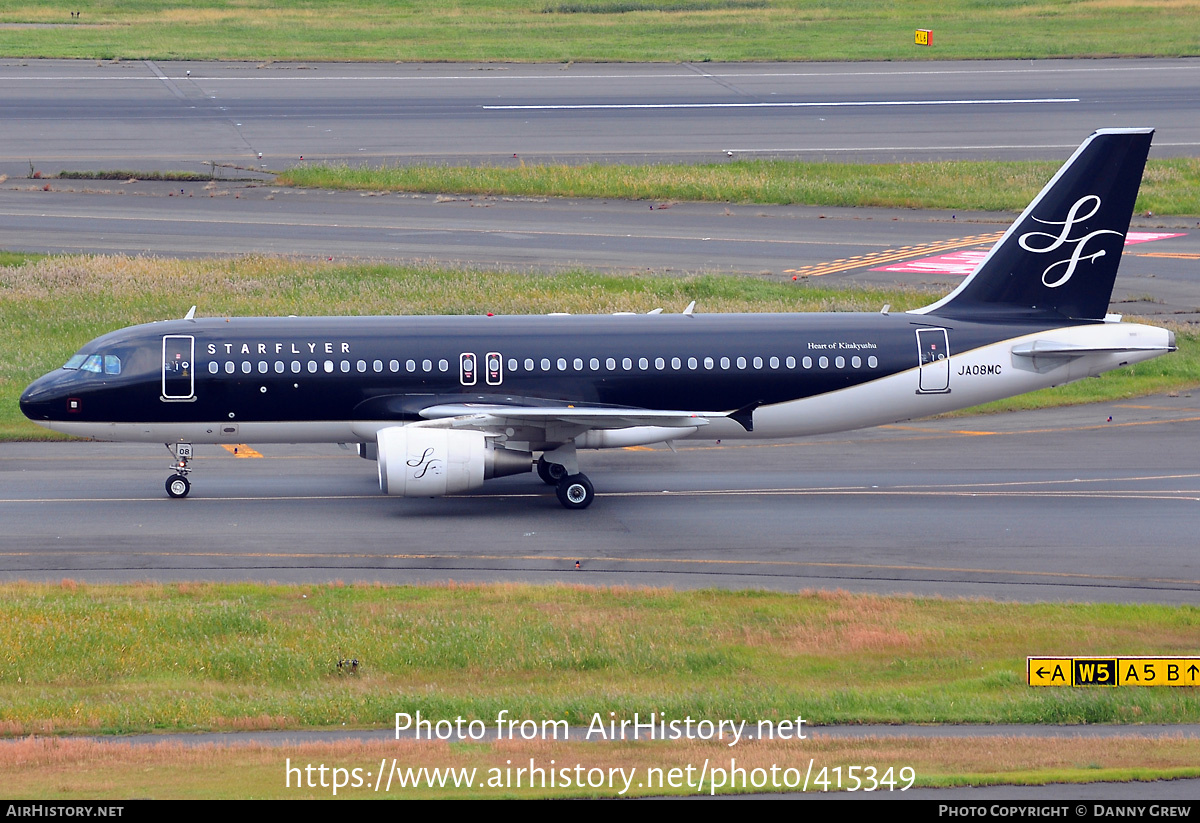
[1,734,1198,798]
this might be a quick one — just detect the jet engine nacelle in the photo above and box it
[376,426,531,497]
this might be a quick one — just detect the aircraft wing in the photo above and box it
[415,403,719,430]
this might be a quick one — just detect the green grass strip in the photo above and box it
[277,158,1200,216]
[3,582,1200,737]
[1,0,1199,62]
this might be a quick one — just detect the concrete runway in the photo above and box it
[1,57,1199,176]
[5,394,1200,603]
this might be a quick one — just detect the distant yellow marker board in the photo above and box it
[915,29,932,46]
[1028,657,1200,687]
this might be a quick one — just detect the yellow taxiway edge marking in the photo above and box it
[220,444,263,458]
[784,232,1003,277]
[1131,252,1200,260]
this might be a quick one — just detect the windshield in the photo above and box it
[62,351,121,375]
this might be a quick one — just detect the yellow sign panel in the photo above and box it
[1028,658,1072,686]
[1118,659,1200,686]
[1028,657,1200,687]
[915,29,932,46]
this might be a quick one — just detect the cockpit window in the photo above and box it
[62,352,122,374]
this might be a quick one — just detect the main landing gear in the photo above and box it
[536,455,568,485]
[538,455,594,509]
[165,443,193,499]
[555,473,594,510]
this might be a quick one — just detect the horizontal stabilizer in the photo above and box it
[1011,334,1175,373]
[1011,340,1176,358]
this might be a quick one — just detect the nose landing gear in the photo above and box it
[165,443,193,498]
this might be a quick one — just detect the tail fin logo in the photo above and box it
[1018,195,1123,288]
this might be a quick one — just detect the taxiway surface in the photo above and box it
[5,394,1199,603]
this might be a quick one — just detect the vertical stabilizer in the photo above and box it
[914,128,1153,321]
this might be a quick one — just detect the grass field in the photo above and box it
[278,157,1200,216]
[3,254,1197,440]
[2,582,1200,797]
[6,581,1199,733]
[1,0,1199,62]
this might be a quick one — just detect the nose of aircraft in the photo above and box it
[20,369,70,422]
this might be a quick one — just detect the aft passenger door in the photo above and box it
[915,328,951,394]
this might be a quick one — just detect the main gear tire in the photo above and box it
[555,473,594,510]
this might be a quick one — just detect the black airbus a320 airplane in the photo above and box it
[21,129,1174,509]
